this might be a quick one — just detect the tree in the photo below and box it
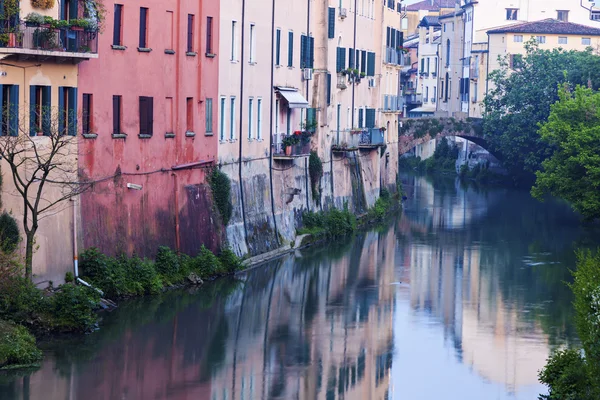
[532,85,600,220]
[0,105,89,280]
[483,40,600,185]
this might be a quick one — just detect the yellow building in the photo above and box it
[470,19,600,117]
[0,0,98,283]
[404,0,456,36]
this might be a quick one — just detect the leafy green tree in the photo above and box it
[483,41,600,184]
[532,85,600,220]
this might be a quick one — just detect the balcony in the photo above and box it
[406,94,422,105]
[470,66,479,79]
[385,47,406,66]
[383,95,404,112]
[331,128,385,152]
[0,23,98,62]
[272,133,311,160]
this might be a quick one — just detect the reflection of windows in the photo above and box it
[506,8,518,20]
[0,85,19,136]
[582,37,592,45]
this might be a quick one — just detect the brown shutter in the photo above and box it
[139,96,148,134]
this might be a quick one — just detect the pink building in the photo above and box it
[78,0,221,256]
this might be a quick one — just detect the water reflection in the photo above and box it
[2,174,598,400]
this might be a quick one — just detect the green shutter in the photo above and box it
[360,51,366,74]
[349,48,355,68]
[58,87,65,135]
[366,108,375,128]
[358,109,363,127]
[308,36,314,68]
[42,86,51,136]
[367,52,375,76]
[300,35,306,68]
[326,73,331,106]
[68,87,77,136]
[29,85,36,136]
[276,29,281,65]
[288,31,293,67]
[336,47,346,72]
[328,7,335,39]
[9,85,18,137]
[306,108,316,131]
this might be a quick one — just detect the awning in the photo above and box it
[277,87,308,109]
[409,106,436,113]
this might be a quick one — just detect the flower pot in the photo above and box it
[285,146,292,156]
[8,33,16,47]
[71,26,83,31]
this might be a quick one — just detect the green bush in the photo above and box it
[0,320,42,368]
[0,212,20,254]
[218,247,242,273]
[309,151,323,204]
[300,207,357,238]
[539,348,592,400]
[48,285,100,332]
[193,245,224,278]
[64,271,74,283]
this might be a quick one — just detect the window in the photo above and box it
[300,35,315,68]
[275,29,281,65]
[440,81,444,99]
[472,82,478,103]
[426,57,430,73]
[166,11,174,51]
[446,39,450,67]
[248,98,253,139]
[0,85,18,136]
[59,87,77,136]
[249,24,256,63]
[275,99,279,133]
[187,14,194,53]
[592,11,600,21]
[558,36,568,44]
[420,58,424,73]
[186,97,193,132]
[139,7,148,48]
[444,72,449,101]
[205,98,213,133]
[219,97,226,140]
[328,7,335,39]
[536,36,546,44]
[206,16,213,54]
[231,21,237,61]
[82,94,92,134]
[288,31,294,67]
[257,98,262,139]
[360,50,366,74]
[582,37,592,45]
[433,87,437,101]
[166,97,173,133]
[557,10,569,22]
[113,4,123,46]
[506,8,518,20]
[139,96,153,135]
[112,95,122,135]
[425,87,429,103]
[513,35,523,43]
[29,85,51,136]
[229,97,235,139]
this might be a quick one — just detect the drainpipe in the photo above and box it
[175,0,181,143]
[238,0,249,249]
[172,172,181,252]
[485,33,490,98]
[267,0,280,246]
[351,0,357,128]
[305,0,311,211]
[72,197,78,277]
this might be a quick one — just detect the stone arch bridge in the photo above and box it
[398,117,491,156]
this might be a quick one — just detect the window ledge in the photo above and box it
[287,66,294,70]
[137,47,152,53]
[82,133,98,139]
[112,133,127,139]
[230,59,238,63]
[165,132,175,138]
[165,49,175,54]
[111,45,126,50]
[248,61,257,65]
[138,134,153,139]
[185,131,196,137]
[205,53,216,58]
[205,132,214,136]
[186,51,197,57]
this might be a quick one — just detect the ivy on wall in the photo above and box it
[209,168,233,227]
[309,151,323,205]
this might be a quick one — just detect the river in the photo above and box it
[1,174,598,400]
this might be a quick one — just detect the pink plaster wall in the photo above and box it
[78,0,221,257]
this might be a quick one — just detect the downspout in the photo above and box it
[351,0,357,128]
[172,172,181,252]
[72,197,78,277]
[267,0,280,246]
[238,0,249,249]
[485,33,490,98]
[175,0,181,144]
[304,0,311,211]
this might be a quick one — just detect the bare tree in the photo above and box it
[0,105,89,280]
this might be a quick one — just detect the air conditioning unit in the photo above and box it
[368,78,376,88]
[302,68,313,81]
[340,8,347,19]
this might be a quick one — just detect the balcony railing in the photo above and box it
[406,94,422,104]
[385,47,406,66]
[272,133,311,158]
[0,23,98,57]
[332,128,385,150]
[383,95,404,112]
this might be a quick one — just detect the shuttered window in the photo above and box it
[365,108,375,128]
[29,86,51,136]
[139,7,148,48]
[367,52,375,76]
[386,27,390,47]
[139,96,154,135]
[205,98,213,133]
[82,94,92,134]
[113,4,123,46]
[355,49,360,72]
[360,50,366,74]
[328,7,335,39]
[112,95,121,134]
[358,108,364,128]
[206,16,213,54]
[349,48,355,68]
[300,35,314,68]
[306,108,317,132]
[308,36,314,68]
[67,88,77,136]
[326,73,331,106]
[187,14,194,53]
[336,47,346,72]
[275,29,281,65]
[288,31,293,67]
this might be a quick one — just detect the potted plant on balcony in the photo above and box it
[25,12,45,27]
[41,15,54,28]
[0,34,9,47]
[69,19,87,31]
[380,126,386,132]
[282,135,300,156]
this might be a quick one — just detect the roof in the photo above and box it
[406,0,457,12]
[438,9,464,19]
[418,16,441,28]
[487,19,600,36]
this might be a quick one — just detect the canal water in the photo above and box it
[1,174,598,400]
